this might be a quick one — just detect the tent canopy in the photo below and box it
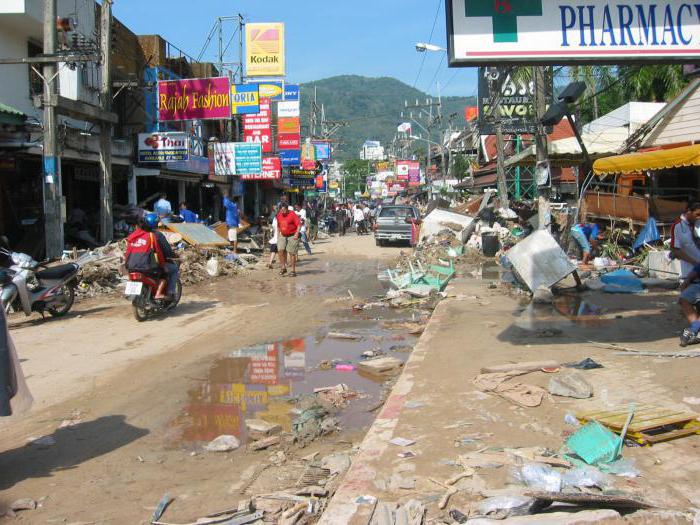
[593,144,700,176]
[504,127,631,168]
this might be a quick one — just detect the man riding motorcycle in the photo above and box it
[124,213,179,300]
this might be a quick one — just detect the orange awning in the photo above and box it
[593,144,700,175]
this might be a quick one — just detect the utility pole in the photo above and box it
[494,120,509,209]
[533,66,550,230]
[99,0,113,244]
[42,0,63,259]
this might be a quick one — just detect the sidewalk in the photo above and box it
[320,277,700,524]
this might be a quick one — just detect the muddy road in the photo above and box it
[0,235,419,524]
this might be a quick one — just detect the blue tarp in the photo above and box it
[632,217,660,251]
[600,269,644,294]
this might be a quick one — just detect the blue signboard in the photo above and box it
[312,141,331,161]
[279,149,301,167]
[284,84,299,101]
[234,143,262,175]
[231,83,260,115]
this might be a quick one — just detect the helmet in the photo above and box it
[144,213,159,230]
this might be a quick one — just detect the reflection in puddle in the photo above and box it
[170,320,416,449]
[553,295,603,319]
[515,295,605,333]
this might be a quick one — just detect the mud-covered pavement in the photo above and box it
[0,235,420,524]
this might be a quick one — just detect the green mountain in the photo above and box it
[299,75,476,160]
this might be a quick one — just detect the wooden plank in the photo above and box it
[481,360,560,374]
[165,222,229,247]
[641,426,700,445]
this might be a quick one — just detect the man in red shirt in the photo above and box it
[276,205,301,276]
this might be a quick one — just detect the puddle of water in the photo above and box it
[515,295,606,333]
[553,294,604,319]
[169,318,417,449]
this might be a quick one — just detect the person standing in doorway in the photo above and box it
[223,193,240,254]
[276,205,301,277]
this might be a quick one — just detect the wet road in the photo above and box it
[0,235,418,523]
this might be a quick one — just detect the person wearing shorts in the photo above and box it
[679,262,700,346]
[276,206,301,276]
[223,193,240,254]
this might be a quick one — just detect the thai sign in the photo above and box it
[447,0,700,65]
[138,132,189,162]
[246,23,285,77]
[158,77,231,121]
[243,98,272,153]
[231,83,260,115]
[477,67,553,134]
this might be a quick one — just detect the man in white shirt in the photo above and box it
[671,202,700,279]
[353,205,365,234]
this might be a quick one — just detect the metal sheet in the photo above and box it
[165,223,229,247]
[506,230,576,292]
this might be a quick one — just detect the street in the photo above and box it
[0,235,411,523]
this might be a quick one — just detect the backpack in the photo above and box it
[125,230,160,272]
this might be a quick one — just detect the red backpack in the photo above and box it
[125,229,164,272]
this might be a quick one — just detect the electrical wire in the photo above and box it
[412,0,442,89]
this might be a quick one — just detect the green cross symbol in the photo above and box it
[465,0,543,43]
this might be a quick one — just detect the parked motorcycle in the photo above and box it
[0,248,79,318]
[125,264,182,322]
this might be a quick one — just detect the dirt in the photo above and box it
[0,235,415,524]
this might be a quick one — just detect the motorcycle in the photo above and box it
[125,263,182,322]
[0,248,79,319]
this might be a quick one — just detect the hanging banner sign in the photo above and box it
[408,161,421,187]
[447,0,700,65]
[278,133,301,150]
[280,149,301,167]
[278,101,300,118]
[240,156,281,180]
[278,117,301,134]
[300,141,316,171]
[395,160,411,181]
[477,67,553,134]
[246,22,286,77]
[138,132,189,162]
[158,77,231,121]
[231,83,260,115]
[243,98,272,152]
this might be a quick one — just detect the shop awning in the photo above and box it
[0,102,27,126]
[593,144,700,175]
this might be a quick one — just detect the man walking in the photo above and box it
[223,193,240,254]
[276,205,301,277]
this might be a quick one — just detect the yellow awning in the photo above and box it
[593,144,700,175]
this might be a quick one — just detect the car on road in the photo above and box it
[374,205,420,247]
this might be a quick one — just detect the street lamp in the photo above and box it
[415,42,446,53]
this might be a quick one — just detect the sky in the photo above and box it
[112,0,478,98]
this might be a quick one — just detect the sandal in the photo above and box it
[289,271,297,277]
[279,268,287,275]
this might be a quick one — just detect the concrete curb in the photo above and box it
[318,282,459,524]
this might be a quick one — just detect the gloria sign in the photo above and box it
[231,84,260,115]
[158,77,231,121]
[447,0,700,65]
[138,132,189,162]
[246,23,285,77]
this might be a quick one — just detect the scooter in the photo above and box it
[0,248,79,319]
[125,263,182,322]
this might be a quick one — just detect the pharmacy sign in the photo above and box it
[447,0,700,65]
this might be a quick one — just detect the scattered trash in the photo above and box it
[548,372,593,399]
[151,494,173,522]
[474,371,546,408]
[525,490,654,510]
[355,495,377,505]
[334,363,356,371]
[565,358,604,370]
[511,462,562,492]
[566,421,621,465]
[564,413,581,427]
[327,331,362,340]
[27,435,55,447]
[357,356,404,377]
[313,383,359,408]
[248,435,281,451]
[600,269,644,294]
[204,435,241,452]
[245,419,282,440]
[398,451,416,459]
[476,495,537,519]
[600,458,640,478]
[481,360,559,374]
[683,396,700,405]
[562,466,610,489]
[390,437,416,447]
[321,452,352,475]
[532,286,554,304]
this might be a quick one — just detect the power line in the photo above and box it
[412,0,441,89]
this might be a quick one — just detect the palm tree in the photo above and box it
[620,65,687,102]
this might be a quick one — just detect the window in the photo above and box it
[27,41,43,98]
[379,207,415,219]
